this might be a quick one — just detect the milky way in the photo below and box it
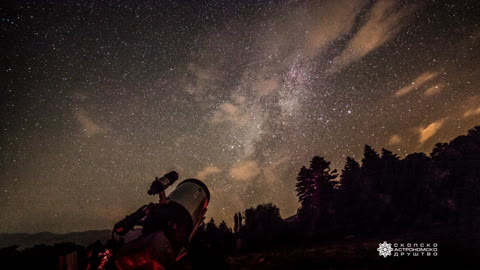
[1,0,480,233]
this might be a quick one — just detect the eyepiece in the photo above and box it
[147,171,179,195]
[165,171,178,183]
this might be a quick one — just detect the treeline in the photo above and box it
[188,204,285,269]
[192,126,480,258]
[1,126,479,268]
[297,125,480,235]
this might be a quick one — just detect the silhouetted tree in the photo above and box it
[337,157,361,231]
[430,126,480,226]
[234,213,239,233]
[393,152,433,225]
[296,156,337,233]
[340,157,360,193]
[190,219,233,270]
[218,221,231,233]
[241,203,283,250]
[238,212,243,230]
[206,218,217,234]
[361,145,382,192]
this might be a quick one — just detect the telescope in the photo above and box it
[94,171,210,270]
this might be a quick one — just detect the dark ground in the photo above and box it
[226,223,479,270]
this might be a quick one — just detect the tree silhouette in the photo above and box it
[393,152,432,225]
[206,218,217,234]
[430,126,480,225]
[340,157,360,193]
[295,156,337,233]
[240,203,283,250]
[190,219,231,270]
[337,157,361,231]
[361,145,382,193]
[234,213,239,233]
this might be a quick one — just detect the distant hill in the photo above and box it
[0,230,112,249]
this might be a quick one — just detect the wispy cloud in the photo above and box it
[419,119,446,144]
[74,109,105,137]
[303,0,368,59]
[229,160,260,181]
[262,157,289,183]
[208,91,265,158]
[195,165,222,181]
[330,0,416,72]
[388,134,402,145]
[209,94,251,127]
[463,107,480,118]
[394,72,440,97]
[424,84,444,96]
[252,78,280,96]
[184,63,222,100]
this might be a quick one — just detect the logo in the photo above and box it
[377,241,438,257]
[377,241,393,257]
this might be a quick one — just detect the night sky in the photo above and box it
[1,0,479,234]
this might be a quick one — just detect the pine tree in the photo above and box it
[295,156,337,230]
[381,148,399,161]
[340,157,360,192]
[295,166,312,208]
[361,145,382,193]
[218,220,230,233]
[338,156,361,231]
[238,212,243,230]
[206,218,217,234]
[362,145,380,169]
[234,213,239,233]
[379,148,400,193]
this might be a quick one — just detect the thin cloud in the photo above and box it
[419,119,446,144]
[388,134,401,145]
[195,166,222,180]
[229,160,260,181]
[253,78,280,96]
[262,157,289,183]
[424,84,444,96]
[253,0,368,69]
[394,72,440,97]
[208,92,265,158]
[184,63,222,100]
[330,0,416,72]
[303,0,368,59]
[209,94,251,126]
[463,107,480,118]
[74,109,105,137]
